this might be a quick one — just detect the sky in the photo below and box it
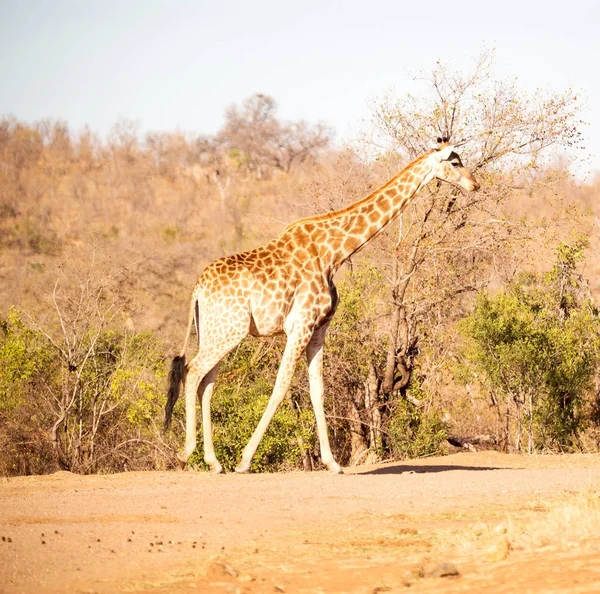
[1,0,599,176]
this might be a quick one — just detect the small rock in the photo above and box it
[205,560,238,579]
[470,523,486,537]
[493,523,507,535]
[222,563,236,577]
[420,561,460,578]
[486,536,511,562]
[238,574,254,583]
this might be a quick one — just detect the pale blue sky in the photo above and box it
[1,1,599,175]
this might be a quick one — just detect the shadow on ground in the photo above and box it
[356,464,509,475]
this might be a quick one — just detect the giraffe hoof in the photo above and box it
[234,464,250,474]
[327,463,343,475]
[210,465,224,475]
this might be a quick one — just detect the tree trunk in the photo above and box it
[348,396,369,466]
[364,362,382,453]
[514,397,522,452]
[382,228,420,397]
[527,389,534,454]
[297,434,313,471]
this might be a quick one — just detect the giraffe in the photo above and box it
[164,140,480,474]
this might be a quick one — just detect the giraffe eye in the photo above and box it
[451,161,460,168]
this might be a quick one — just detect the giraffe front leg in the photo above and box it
[235,330,310,473]
[306,329,342,474]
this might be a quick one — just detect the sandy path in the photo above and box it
[2,452,600,593]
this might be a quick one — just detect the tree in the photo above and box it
[218,93,331,178]
[460,240,600,452]
[361,49,583,451]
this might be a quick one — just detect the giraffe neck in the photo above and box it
[312,154,433,273]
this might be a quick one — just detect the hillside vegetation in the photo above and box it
[2,53,600,475]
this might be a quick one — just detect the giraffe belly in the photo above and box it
[248,306,285,337]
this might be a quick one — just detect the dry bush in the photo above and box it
[0,249,174,475]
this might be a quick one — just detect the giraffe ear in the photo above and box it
[435,144,455,161]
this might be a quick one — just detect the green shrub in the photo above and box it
[0,309,168,475]
[387,380,448,459]
[460,240,600,452]
[0,308,55,412]
[0,308,57,475]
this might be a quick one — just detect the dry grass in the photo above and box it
[439,489,600,561]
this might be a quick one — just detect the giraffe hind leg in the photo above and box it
[200,366,221,473]
[178,325,248,473]
[177,351,228,472]
[177,357,212,470]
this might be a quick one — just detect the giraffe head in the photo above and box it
[424,139,480,192]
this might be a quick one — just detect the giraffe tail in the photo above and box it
[164,355,186,430]
[164,294,198,431]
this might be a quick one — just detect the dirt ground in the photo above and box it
[2,451,600,593]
